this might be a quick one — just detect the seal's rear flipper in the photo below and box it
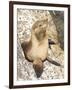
[47,57,64,68]
[33,59,43,78]
[48,39,56,49]
[48,39,56,44]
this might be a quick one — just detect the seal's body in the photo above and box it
[21,19,48,77]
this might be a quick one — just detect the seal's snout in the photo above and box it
[33,59,43,78]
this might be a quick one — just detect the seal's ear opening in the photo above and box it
[33,59,43,78]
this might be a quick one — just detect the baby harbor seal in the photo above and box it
[21,18,48,77]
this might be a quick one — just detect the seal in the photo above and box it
[21,18,63,77]
[21,18,48,77]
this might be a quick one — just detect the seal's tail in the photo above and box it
[33,59,43,78]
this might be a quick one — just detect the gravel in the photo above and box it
[17,9,64,80]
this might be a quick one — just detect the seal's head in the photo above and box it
[32,18,48,41]
[33,59,43,78]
